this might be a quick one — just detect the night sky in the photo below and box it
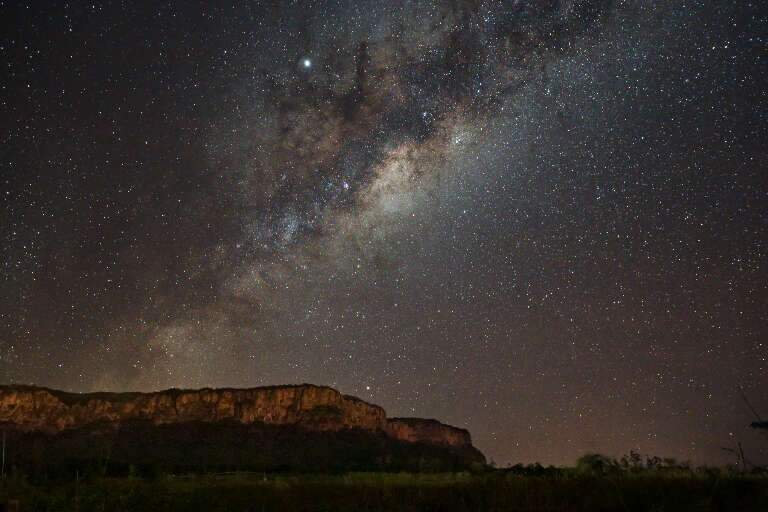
[1,1,766,466]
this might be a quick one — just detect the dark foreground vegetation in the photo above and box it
[1,465,767,512]
[0,421,482,476]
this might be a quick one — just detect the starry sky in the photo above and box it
[1,0,766,466]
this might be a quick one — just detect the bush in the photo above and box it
[575,453,620,476]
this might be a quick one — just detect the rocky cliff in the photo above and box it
[0,384,475,452]
[385,418,473,447]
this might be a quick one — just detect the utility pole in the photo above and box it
[1,429,5,479]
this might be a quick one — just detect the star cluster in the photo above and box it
[1,1,766,465]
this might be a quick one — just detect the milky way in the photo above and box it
[1,1,766,465]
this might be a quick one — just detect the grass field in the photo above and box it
[1,470,767,512]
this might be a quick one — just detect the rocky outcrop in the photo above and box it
[0,384,386,435]
[385,418,473,447]
[0,384,476,452]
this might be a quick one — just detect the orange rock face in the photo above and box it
[385,418,473,447]
[0,384,473,449]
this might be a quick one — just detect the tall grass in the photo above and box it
[2,470,767,512]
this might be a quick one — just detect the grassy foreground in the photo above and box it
[1,471,767,512]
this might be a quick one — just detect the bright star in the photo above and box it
[302,58,312,68]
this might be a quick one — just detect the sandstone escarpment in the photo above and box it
[385,417,473,447]
[0,384,385,434]
[0,384,475,452]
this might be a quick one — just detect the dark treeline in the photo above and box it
[0,421,483,482]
